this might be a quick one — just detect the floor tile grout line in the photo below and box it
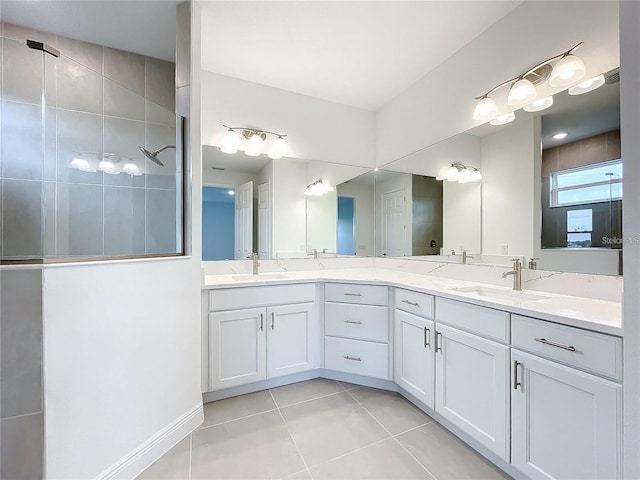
[268,388,313,480]
[392,420,434,438]
[275,386,355,410]
[303,436,391,470]
[195,407,279,431]
[390,435,439,480]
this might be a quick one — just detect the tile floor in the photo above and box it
[137,379,511,480]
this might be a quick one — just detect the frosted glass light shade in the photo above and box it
[458,168,471,183]
[550,54,586,87]
[98,159,119,174]
[470,170,482,182]
[122,159,142,176]
[568,74,605,95]
[490,112,515,126]
[245,134,264,156]
[507,78,536,106]
[220,129,239,154]
[523,96,554,112]
[71,155,89,170]
[268,136,287,159]
[446,165,460,182]
[473,97,498,121]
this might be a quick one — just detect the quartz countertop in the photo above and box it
[202,268,622,336]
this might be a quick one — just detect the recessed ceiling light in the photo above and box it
[374,168,379,172]
[228,190,235,195]
[552,132,568,140]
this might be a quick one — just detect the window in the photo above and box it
[567,209,592,248]
[550,160,623,207]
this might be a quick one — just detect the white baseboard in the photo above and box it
[95,402,203,480]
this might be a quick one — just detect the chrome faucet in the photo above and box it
[308,248,318,259]
[528,257,539,270]
[502,258,522,291]
[462,250,474,264]
[247,252,259,274]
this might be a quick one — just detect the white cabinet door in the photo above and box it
[435,323,510,461]
[394,310,434,408]
[511,349,621,480]
[267,303,318,378]
[209,307,266,390]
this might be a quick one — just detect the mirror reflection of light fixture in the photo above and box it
[220,125,287,158]
[305,179,335,196]
[436,163,482,183]
[473,42,586,124]
[568,74,605,95]
[489,112,515,126]
[98,153,120,175]
[523,95,554,112]
[122,157,142,176]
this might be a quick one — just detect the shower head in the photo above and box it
[138,144,176,167]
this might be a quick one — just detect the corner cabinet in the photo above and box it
[208,283,320,391]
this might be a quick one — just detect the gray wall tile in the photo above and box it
[147,99,176,127]
[2,100,42,180]
[145,57,175,111]
[56,183,103,256]
[1,413,44,480]
[146,123,177,189]
[146,188,177,254]
[2,179,42,258]
[1,268,43,418]
[2,37,42,104]
[104,187,145,255]
[56,109,103,184]
[44,181,56,256]
[44,106,57,181]
[58,36,103,73]
[105,78,145,121]
[56,56,103,114]
[2,21,57,46]
[104,117,145,187]
[104,47,145,97]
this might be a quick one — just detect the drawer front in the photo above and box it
[325,283,388,306]
[324,336,389,379]
[395,288,434,319]
[435,297,510,343]
[209,283,315,311]
[325,302,389,342]
[512,315,622,380]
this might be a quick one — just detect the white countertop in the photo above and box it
[203,268,622,336]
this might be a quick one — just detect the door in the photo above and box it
[258,182,271,260]
[435,323,510,460]
[209,307,266,390]
[337,196,355,255]
[382,189,406,256]
[511,349,621,479]
[234,181,253,259]
[267,303,318,378]
[394,310,434,408]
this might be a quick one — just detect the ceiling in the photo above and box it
[1,0,178,61]
[200,1,522,111]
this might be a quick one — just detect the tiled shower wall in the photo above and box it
[1,21,179,259]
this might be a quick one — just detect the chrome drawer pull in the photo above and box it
[260,313,264,331]
[344,355,362,362]
[402,299,420,307]
[344,320,363,325]
[271,312,275,330]
[534,337,576,352]
[344,293,362,297]
[424,327,430,348]
[513,360,522,390]
[435,331,442,353]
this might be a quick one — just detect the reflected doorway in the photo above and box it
[202,186,235,260]
[337,196,355,255]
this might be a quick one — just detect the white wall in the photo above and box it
[376,1,619,166]
[376,173,412,256]
[200,72,375,167]
[306,190,337,253]
[336,181,375,256]
[272,158,307,255]
[443,181,481,255]
[202,168,258,189]
[481,117,538,259]
[537,249,620,275]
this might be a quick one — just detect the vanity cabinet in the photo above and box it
[324,283,390,379]
[434,298,510,461]
[208,284,319,391]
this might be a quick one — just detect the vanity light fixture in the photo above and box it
[523,96,554,112]
[552,132,568,140]
[568,74,605,95]
[473,42,586,123]
[436,163,482,183]
[220,125,288,158]
[305,179,334,196]
[489,112,515,126]
[98,153,121,175]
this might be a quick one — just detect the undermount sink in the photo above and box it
[231,273,288,281]
[450,286,550,302]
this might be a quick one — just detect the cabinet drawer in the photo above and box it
[395,288,434,319]
[209,283,315,311]
[324,336,389,379]
[512,315,622,380]
[435,297,509,343]
[325,303,388,342]
[325,283,388,306]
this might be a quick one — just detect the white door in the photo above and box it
[511,349,621,479]
[258,182,271,260]
[382,189,406,256]
[234,181,253,259]
[394,310,435,408]
[435,323,510,461]
[267,303,318,378]
[209,307,266,390]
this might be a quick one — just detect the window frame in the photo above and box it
[550,159,623,208]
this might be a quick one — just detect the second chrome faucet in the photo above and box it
[502,258,522,291]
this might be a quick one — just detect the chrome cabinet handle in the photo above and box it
[271,312,275,330]
[424,327,430,348]
[435,331,442,352]
[344,293,362,297]
[534,337,576,352]
[260,313,264,331]
[344,355,362,362]
[344,320,363,325]
[402,299,420,307]
[513,360,522,390]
